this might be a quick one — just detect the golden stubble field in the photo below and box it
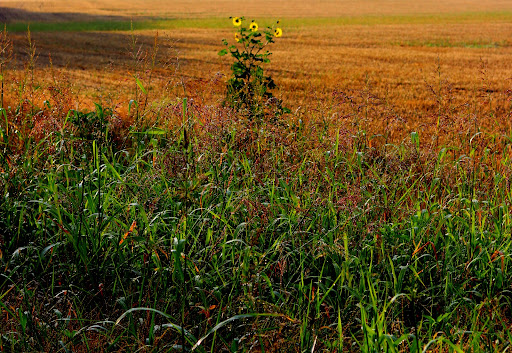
[3,0,512,18]
[2,0,512,143]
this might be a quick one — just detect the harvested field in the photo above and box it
[3,0,512,19]
[3,9,512,143]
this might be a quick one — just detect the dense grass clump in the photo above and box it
[1,26,512,353]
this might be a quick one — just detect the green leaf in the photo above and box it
[129,128,167,135]
[192,313,282,350]
[218,49,228,56]
[40,242,63,259]
[102,153,123,182]
[115,307,170,325]
[135,76,147,94]
[128,99,138,114]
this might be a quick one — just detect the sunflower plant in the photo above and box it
[219,17,286,120]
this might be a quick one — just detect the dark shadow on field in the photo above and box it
[0,7,226,86]
[9,30,220,69]
[6,28,226,96]
[0,7,128,23]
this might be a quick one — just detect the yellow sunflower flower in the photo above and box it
[235,33,241,42]
[274,28,282,37]
[249,21,258,32]
[232,17,242,27]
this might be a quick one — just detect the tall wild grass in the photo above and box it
[1,26,512,352]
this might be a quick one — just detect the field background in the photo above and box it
[2,0,512,143]
[3,0,512,18]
